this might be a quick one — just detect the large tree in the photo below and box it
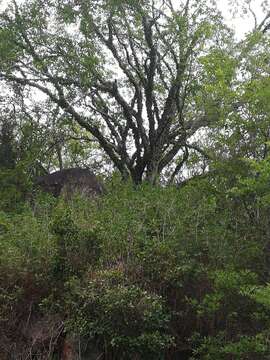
[0,0,269,184]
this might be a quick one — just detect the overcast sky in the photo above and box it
[0,0,266,38]
[217,0,265,38]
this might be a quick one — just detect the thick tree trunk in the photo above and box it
[145,160,160,185]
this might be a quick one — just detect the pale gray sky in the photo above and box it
[216,0,265,38]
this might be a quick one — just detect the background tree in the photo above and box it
[0,0,269,184]
[0,0,235,184]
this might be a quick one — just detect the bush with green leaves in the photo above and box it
[50,202,101,278]
[64,269,174,359]
[1,164,270,358]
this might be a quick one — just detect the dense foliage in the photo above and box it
[1,164,270,359]
[0,0,270,359]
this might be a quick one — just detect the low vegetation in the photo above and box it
[1,162,270,359]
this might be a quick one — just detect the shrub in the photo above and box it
[65,269,174,359]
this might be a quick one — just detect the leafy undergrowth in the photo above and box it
[1,169,270,359]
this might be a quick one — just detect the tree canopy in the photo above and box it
[0,0,268,183]
[0,0,269,185]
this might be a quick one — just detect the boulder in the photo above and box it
[35,168,104,198]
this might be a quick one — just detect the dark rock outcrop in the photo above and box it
[35,168,104,198]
